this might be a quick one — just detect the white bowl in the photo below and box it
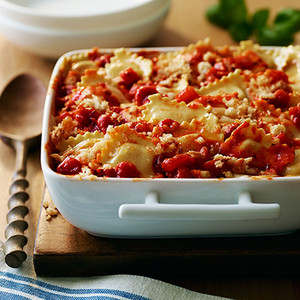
[0,0,170,58]
[41,47,300,238]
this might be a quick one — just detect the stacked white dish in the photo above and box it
[0,0,170,58]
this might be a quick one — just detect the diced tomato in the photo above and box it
[110,106,123,114]
[57,157,82,175]
[133,85,157,106]
[119,68,140,89]
[220,120,295,174]
[205,50,268,82]
[64,70,81,86]
[189,45,215,65]
[96,54,112,67]
[220,120,277,159]
[226,51,268,71]
[221,123,240,139]
[96,167,117,177]
[175,167,193,178]
[293,139,300,147]
[97,114,113,133]
[267,89,290,108]
[188,94,228,108]
[220,122,252,158]
[74,106,100,131]
[276,132,291,146]
[98,85,120,107]
[289,104,300,128]
[153,152,175,175]
[205,63,229,82]
[130,120,153,133]
[176,86,199,104]
[157,118,180,134]
[225,55,252,70]
[74,107,89,126]
[161,153,196,172]
[116,162,141,178]
[255,144,295,174]
[202,160,224,177]
[97,111,126,133]
[88,48,112,67]
[265,69,289,84]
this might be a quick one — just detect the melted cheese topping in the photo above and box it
[197,69,248,99]
[95,125,155,177]
[142,94,208,124]
[105,48,153,80]
[56,131,104,153]
[238,120,279,150]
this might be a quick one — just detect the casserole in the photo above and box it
[41,40,300,237]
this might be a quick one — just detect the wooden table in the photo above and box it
[1,0,300,299]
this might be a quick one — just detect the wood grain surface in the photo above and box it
[1,0,300,299]
[34,190,300,278]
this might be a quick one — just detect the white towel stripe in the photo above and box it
[0,275,131,299]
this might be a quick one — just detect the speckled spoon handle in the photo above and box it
[4,139,29,268]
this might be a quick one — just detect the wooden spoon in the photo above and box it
[0,74,46,268]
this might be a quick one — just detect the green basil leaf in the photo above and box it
[229,21,253,42]
[256,26,294,46]
[205,0,300,46]
[220,0,248,24]
[206,4,230,28]
[252,9,269,29]
[274,8,300,32]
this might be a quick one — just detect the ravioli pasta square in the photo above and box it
[48,40,300,178]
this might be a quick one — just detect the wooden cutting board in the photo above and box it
[33,189,300,278]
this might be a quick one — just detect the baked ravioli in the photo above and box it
[48,39,300,178]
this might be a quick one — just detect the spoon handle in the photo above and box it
[4,140,29,268]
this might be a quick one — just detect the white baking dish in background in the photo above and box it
[41,48,300,238]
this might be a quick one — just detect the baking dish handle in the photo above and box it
[118,191,280,221]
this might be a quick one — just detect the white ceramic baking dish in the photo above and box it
[41,48,300,238]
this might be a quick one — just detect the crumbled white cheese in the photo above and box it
[269,124,286,136]
[225,107,236,118]
[195,136,204,144]
[200,170,211,178]
[214,160,224,168]
[103,163,112,169]
[81,95,109,112]
[111,112,118,119]
[203,51,217,62]
[160,133,175,144]
[106,125,114,134]
[198,61,212,74]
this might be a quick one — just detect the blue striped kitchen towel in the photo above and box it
[0,242,229,300]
